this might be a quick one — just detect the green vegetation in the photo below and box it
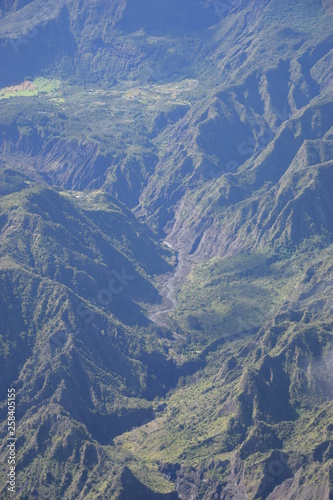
[172,252,295,339]
[0,0,332,498]
[0,77,60,100]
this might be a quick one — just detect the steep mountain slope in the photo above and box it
[0,0,332,498]
[0,172,182,497]
[116,246,333,499]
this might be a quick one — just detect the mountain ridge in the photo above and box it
[0,0,332,498]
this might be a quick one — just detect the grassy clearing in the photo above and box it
[171,251,304,342]
[0,77,60,100]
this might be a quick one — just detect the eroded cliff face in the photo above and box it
[0,0,218,88]
[0,0,332,498]
[0,3,75,87]
[1,0,332,256]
